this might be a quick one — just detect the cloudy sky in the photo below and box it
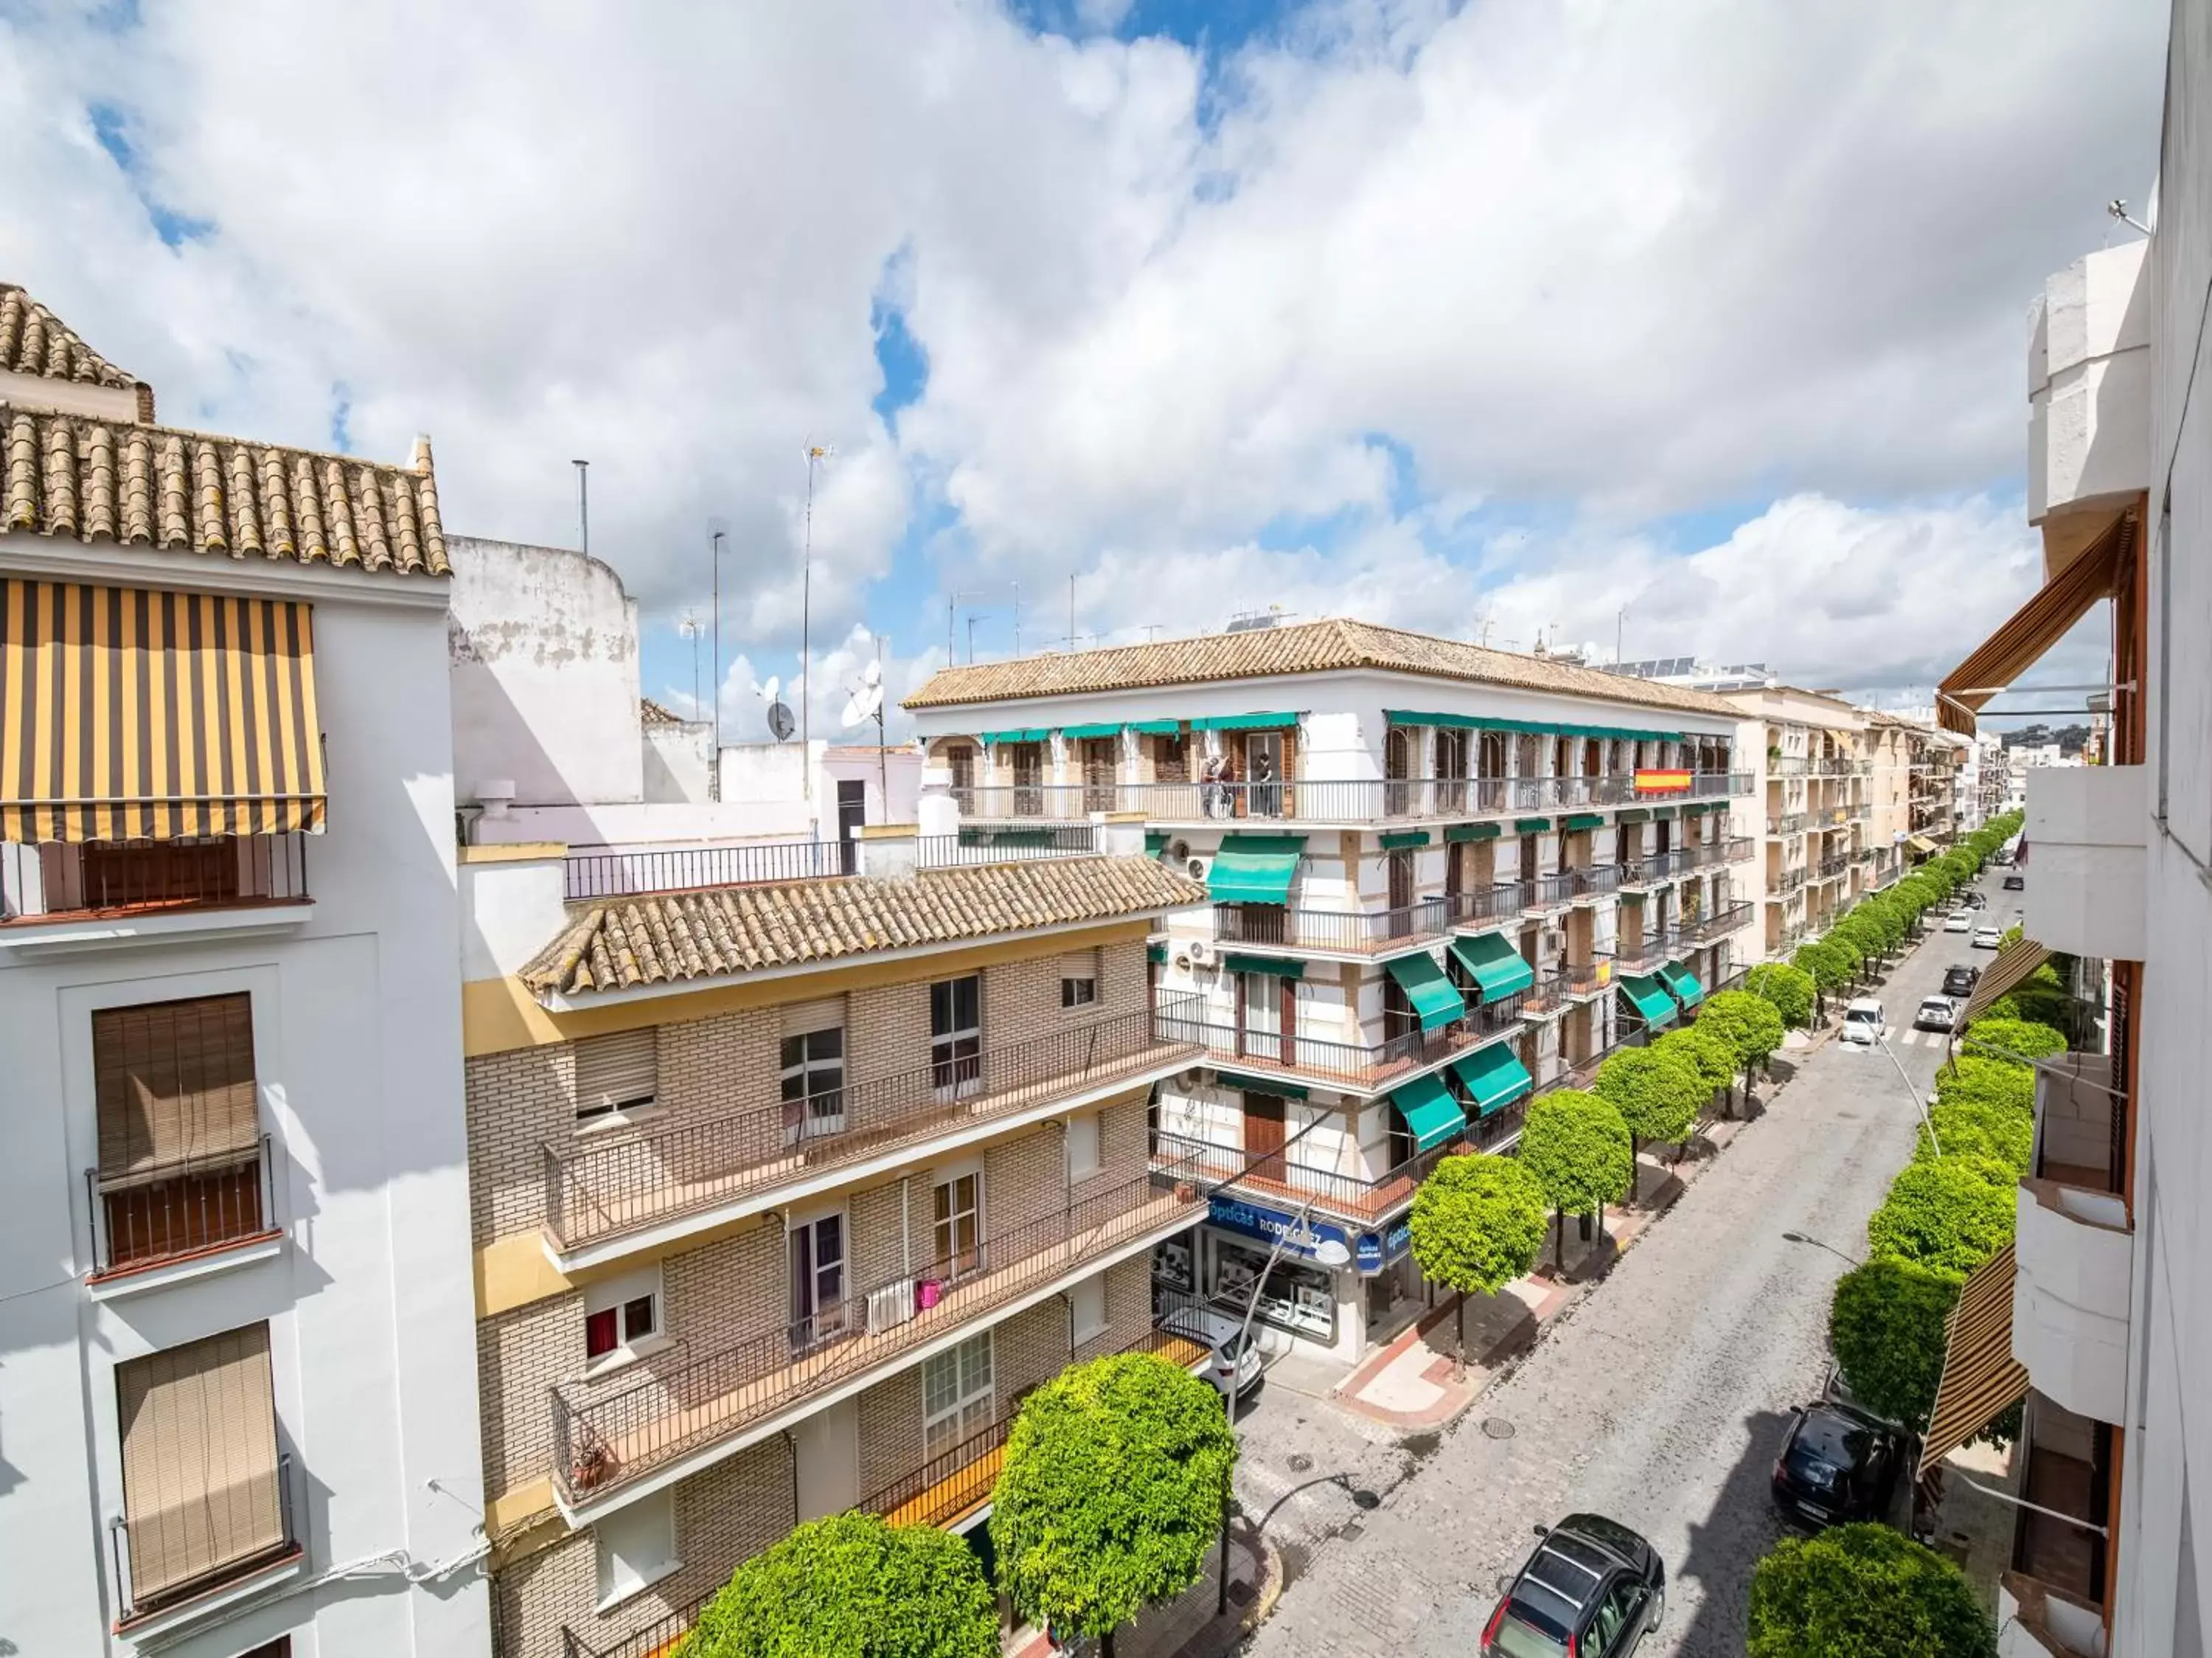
[1,0,2166,737]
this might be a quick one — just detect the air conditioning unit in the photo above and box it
[1187,939,1217,968]
[866,1281,916,1334]
[1186,856,1208,881]
[1170,838,1193,864]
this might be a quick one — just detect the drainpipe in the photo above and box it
[782,1429,801,1528]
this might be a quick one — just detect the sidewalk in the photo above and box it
[1004,1527,1278,1658]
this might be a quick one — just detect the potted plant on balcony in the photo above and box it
[569,1439,613,1492]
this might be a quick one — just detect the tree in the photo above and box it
[1515,1089,1634,1270]
[1932,1055,2036,1118]
[990,1353,1237,1657]
[1916,1098,2034,1176]
[1747,1523,1995,1658]
[1865,1156,2017,1274]
[682,1510,998,1658]
[1999,922,2023,948]
[1691,989,1786,1086]
[1792,940,1851,1001]
[1592,1045,1708,1173]
[1746,961,1816,1030]
[1408,1151,1548,1364]
[1960,1016,2066,1063]
[1828,1255,1963,1432]
[1653,1024,1736,1120]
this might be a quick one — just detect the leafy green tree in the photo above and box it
[1747,1523,1995,1658]
[1828,1255,1963,1432]
[1746,961,1816,1029]
[1516,1089,1634,1270]
[990,1354,1237,1657]
[1999,923,2023,948]
[1655,1024,1736,1116]
[1691,988,1786,1084]
[1916,1098,2034,1175]
[1792,940,1851,998]
[1961,1016,2066,1064]
[1408,1152,1548,1364]
[1933,1053,2036,1117]
[682,1510,998,1658]
[1593,1044,1708,1170]
[1866,1156,2017,1274]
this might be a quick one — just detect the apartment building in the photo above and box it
[902,621,1756,1361]
[1858,712,1916,888]
[0,286,487,1653]
[1919,2,2203,1643]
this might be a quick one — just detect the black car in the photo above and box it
[1771,1404,1905,1527]
[1964,890,1988,909]
[1482,1514,1665,1657]
[1944,965,1980,998]
[2002,873,2025,890]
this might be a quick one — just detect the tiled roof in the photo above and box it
[2,407,449,578]
[0,284,139,391]
[902,617,1741,721]
[524,855,1208,997]
[640,697,683,725]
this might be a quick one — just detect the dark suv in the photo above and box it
[1482,1514,1665,1657]
[1771,1402,1904,1527]
[1943,965,1980,999]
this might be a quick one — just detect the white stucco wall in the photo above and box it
[642,720,714,803]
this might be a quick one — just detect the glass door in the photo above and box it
[789,1215,847,1350]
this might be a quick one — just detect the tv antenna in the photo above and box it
[801,443,834,788]
[678,610,703,712]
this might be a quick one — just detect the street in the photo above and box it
[1238,911,1991,1657]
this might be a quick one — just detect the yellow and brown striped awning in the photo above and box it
[1936,510,2131,735]
[1961,935,2053,1027]
[1,578,324,842]
[1922,1244,2030,1469]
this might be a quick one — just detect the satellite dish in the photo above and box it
[841,682,885,729]
[863,659,883,689]
[754,676,781,703]
[767,701,796,741]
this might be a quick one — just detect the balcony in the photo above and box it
[1997,1572,2107,1658]
[1157,999,1517,1095]
[2014,1055,2132,1425]
[1568,863,1621,902]
[1560,957,1612,1000]
[111,1452,301,1632]
[2025,766,2146,961]
[1770,866,1809,897]
[2003,1401,2112,1648]
[1612,930,1681,976]
[1815,854,1853,881]
[1765,813,1809,837]
[1677,903,1755,947]
[951,772,1754,828]
[552,1158,1206,1518]
[543,1000,1203,1263]
[1688,836,1756,870]
[0,835,310,948]
[1446,879,1533,932]
[1152,1122,1499,1229]
[86,1137,281,1291]
[1213,896,1450,958]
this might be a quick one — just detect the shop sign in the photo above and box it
[1206,1195,1353,1265]
[1354,1219,1414,1275]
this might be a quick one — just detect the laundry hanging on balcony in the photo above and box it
[1,579,325,842]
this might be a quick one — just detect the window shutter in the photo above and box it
[116,1323,283,1601]
[1057,950,1099,980]
[94,995,258,1184]
[780,997,846,1039]
[575,1030,656,1114]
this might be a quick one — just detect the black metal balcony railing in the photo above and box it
[1613,930,1680,975]
[1561,957,1611,998]
[1618,851,1683,886]
[914,825,1098,868]
[1569,863,1621,900]
[1153,999,1497,1092]
[543,997,1206,1251]
[1447,880,1532,929]
[952,771,1756,825]
[564,839,846,901]
[1677,903,1756,946]
[1816,854,1853,880]
[2,834,309,925]
[1152,1128,1457,1226]
[111,1452,297,1626]
[1765,813,1810,836]
[1213,897,1450,954]
[87,1137,278,1278]
[1526,870,1577,907]
[1770,866,1809,896]
[551,1152,1210,1508]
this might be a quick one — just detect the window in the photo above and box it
[594,1489,679,1610]
[1060,948,1099,1008]
[1071,1272,1107,1344]
[779,999,846,1142]
[931,975,982,1099]
[116,1323,287,1609]
[922,1332,994,1455]
[91,994,266,1272]
[1065,1113,1102,1180]
[574,1029,656,1126]
[932,1170,982,1280]
[583,1266,664,1369]
[789,1214,846,1347]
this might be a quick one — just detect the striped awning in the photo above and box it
[1,580,325,842]
[1960,936,2053,1027]
[1921,1245,2029,1469]
[1937,510,2131,735]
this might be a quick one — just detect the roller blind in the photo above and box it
[780,996,846,1038]
[93,995,258,1185]
[575,1030,657,1114]
[1057,950,1100,980]
[116,1323,285,1603]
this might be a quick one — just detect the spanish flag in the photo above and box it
[1634,768,1691,794]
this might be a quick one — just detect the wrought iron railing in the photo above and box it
[560,1587,714,1658]
[543,996,1206,1250]
[1816,854,1853,880]
[3,833,309,925]
[1446,880,1533,928]
[914,825,1098,867]
[1213,897,1450,954]
[1561,957,1612,998]
[111,1452,297,1626]
[564,839,844,900]
[1677,903,1756,946]
[950,771,1754,825]
[1152,1002,1493,1091]
[87,1137,277,1278]
[1770,866,1809,896]
[1150,1128,1461,1224]
[1766,813,1810,836]
[1613,930,1682,975]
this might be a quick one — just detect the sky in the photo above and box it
[0,0,2168,740]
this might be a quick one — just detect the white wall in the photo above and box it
[642,721,714,803]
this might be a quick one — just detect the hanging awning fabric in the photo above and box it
[1147,943,1166,964]
[1190,712,1300,731]
[1922,1245,2030,1468]
[1618,974,1678,1030]
[1382,711,1683,744]
[1216,1071,1308,1100]
[1960,936,2053,1027]
[1127,719,1183,735]
[1385,709,1483,729]
[1206,833,1306,903]
[1144,831,1170,855]
[1059,721,1123,739]
[1380,830,1430,849]
[978,728,1047,744]
[1938,510,2132,734]
[1448,930,1536,1000]
[1385,951,1467,1030]
[1224,953,1304,979]
[1565,814,1606,830]
[1452,1042,1534,1115]
[1649,806,1677,821]
[1446,821,1502,842]
[1657,962,1705,1008]
[1907,834,1940,856]
[1,580,326,843]
[1514,817,1551,833]
[1388,1070,1467,1151]
[1617,808,1652,823]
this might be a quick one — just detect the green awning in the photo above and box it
[1680,802,1711,816]
[1446,822,1503,842]
[1618,808,1652,823]
[1618,974,1679,1030]
[1128,719,1183,735]
[1657,962,1704,1008]
[1217,1071,1308,1100]
[1385,951,1467,1030]
[1144,831,1170,855]
[1385,709,1484,730]
[1515,818,1551,833]
[1650,806,1677,820]
[1452,1043,1534,1116]
[1060,721,1123,739]
[1380,830,1430,849]
[1206,833,1306,903]
[1565,814,1606,830]
[978,728,1048,744]
[1447,931,1536,1000]
[1147,943,1166,964]
[1388,1070,1467,1151]
[1224,953,1304,979]
[1191,712,1300,731]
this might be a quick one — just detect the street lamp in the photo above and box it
[1780,1229,1864,1269]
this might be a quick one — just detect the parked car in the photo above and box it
[1943,911,1972,933]
[1840,997,1885,1045]
[1972,926,2003,949]
[2003,873,2025,890]
[1914,996,1956,1033]
[1157,1301,1264,1400]
[1964,889,1988,909]
[1944,965,1981,998]
[1482,1514,1666,1657]
[1771,1401,1905,1527]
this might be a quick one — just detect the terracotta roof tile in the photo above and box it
[640,697,682,725]
[0,284,139,392]
[902,617,1740,721]
[524,854,1206,998]
[1,406,448,578]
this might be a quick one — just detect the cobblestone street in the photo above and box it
[1232,920,1978,1657]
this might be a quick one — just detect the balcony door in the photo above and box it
[1383,727,1411,817]
[1008,743,1044,816]
[931,1172,982,1283]
[1435,729,1468,813]
[1241,1092,1287,1182]
[931,975,982,1101]
[1242,730,1285,818]
[1386,847,1415,933]
[945,743,976,798]
[789,1214,847,1350]
[1235,970,1295,1065]
[1080,738,1117,813]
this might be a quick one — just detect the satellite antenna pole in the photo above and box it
[572,459,589,556]
[1616,606,1624,667]
[679,610,703,712]
[711,530,726,766]
[801,443,832,800]
[1012,580,1020,657]
[1068,574,1076,651]
[875,637,888,808]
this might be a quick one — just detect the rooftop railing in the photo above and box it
[951,771,1754,825]
[564,838,845,901]
[914,825,1098,867]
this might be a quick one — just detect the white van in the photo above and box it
[1840,998,1885,1046]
